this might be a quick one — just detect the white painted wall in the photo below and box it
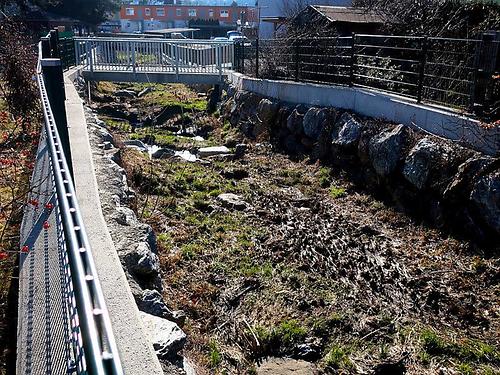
[258,0,353,38]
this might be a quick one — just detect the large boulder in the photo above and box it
[402,138,441,190]
[303,108,332,140]
[444,156,497,200]
[333,113,364,148]
[124,241,160,277]
[286,109,305,135]
[369,124,411,177]
[256,98,279,125]
[140,312,187,360]
[470,169,500,235]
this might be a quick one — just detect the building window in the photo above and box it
[156,8,165,16]
[176,8,182,16]
[125,8,134,16]
[188,9,196,17]
[220,9,229,18]
[126,22,131,27]
[145,8,151,16]
[208,9,214,17]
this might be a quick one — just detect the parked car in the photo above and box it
[213,37,229,42]
[231,35,252,47]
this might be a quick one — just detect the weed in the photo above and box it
[324,344,353,369]
[275,320,307,347]
[181,243,203,260]
[457,363,474,375]
[209,340,222,368]
[318,167,331,188]
[330,186,346,199]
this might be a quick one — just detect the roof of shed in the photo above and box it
[310,6,383,24]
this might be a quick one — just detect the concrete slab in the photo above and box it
[64,68,163,374]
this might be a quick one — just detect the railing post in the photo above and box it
[132,42,136,74]
[41,36,51,58]
[40,58,73,177]
[216,44,222,81]
[295,41,300,81]
[255,38,259,78]
[417,36,428,103]
[349,34,355,87]
[49,29,60,58]
[175,44,180,79]
[470,31,499,114]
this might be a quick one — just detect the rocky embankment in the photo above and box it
[223,88,500,246]
[83,107,190,373]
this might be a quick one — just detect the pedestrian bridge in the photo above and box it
[75,37,235,84]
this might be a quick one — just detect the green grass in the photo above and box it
[105,118,131,132]
[420,328,500,366]
[209,340,222,368]
[324,344,353,369]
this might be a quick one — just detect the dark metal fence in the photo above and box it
[235,33,499,114]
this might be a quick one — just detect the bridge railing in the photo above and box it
[18,33,124,375]
[74,37,234,77]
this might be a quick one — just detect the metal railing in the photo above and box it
[74,37,234,78]
[18,35,124,375]
[236,33,499,114]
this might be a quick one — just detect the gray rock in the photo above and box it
[403,138,440,189]
[115,89,136,98]
[235,144,247,159]
[96,128,114,143]
[114,206,137,226]
[256,98,279,125]
[333,113,364,148]
[217,193,248,210]
[140,312,187,360]
[152,148,175,159]
[470,169,500,235]
[369,124,410,177]
[139,289,173,318]
[444,156,495,200]
[123,140,148,152]
[303,108,331,140]
[126,242,160,277]
[198,146,231,157]
[286,109,304,135]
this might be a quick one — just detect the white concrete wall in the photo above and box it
[228,71,500,156]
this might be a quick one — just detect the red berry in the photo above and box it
[43,221,50,230]
[0,252,8,261]
[45,202,54,210]
[21,245,29,253]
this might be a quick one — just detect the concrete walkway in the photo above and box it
[64,68,163,374]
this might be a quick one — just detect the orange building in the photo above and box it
[120,4,258,36]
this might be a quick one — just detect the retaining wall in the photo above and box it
[227,72,499,157]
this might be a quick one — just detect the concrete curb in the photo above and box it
[64,68,163,375]
[228,71,499,156]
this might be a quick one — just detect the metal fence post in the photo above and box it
[132,42,137,74]
[295,42,300,81]
[40,58,73,177]
[255,38,259,78]
[349,34,355,87]
[417,36,428,103]
[175,43,179,78]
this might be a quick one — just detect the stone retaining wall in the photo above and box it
[223,87,500,246]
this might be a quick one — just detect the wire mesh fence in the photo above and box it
[235,33,499,115]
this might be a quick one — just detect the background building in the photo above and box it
[257,0,352,38]
[119,3,257,36]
